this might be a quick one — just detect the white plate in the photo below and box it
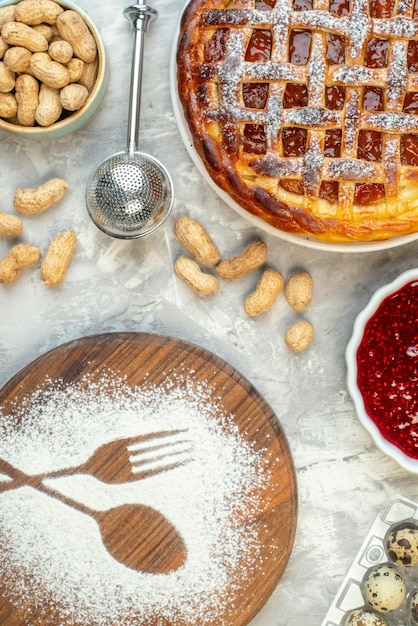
[170,6,418,253]
[346,269,418,473]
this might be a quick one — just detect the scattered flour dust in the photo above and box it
[0,373,270,625]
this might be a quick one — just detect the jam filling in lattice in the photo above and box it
[201,0,418,208]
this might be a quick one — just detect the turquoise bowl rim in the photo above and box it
[0,0,109,139]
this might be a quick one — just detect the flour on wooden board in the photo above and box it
[0,374,271,625]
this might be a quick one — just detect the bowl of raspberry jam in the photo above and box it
[346,269,418,472]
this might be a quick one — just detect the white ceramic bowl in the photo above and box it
[346,269,418,472]
[0,0,109,139]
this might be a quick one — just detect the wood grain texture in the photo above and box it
[0,332,297,626]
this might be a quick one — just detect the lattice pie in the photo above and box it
[176,0,418,243]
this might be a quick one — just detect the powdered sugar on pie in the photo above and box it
[176,0,418,243]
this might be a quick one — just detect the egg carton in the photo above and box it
[321,494,418,626]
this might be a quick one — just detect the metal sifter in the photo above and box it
[86,3,173,239]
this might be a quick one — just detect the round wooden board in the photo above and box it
[0,332,297,626]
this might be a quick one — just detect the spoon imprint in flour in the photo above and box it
[86,2,173,239]
[0,456,187,574]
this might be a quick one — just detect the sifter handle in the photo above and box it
[124,4,159,156]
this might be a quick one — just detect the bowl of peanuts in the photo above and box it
[0,0,108,139]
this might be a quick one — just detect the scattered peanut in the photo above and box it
[59,82,88,111]
[41,229,76,285]
[285,320,314,352]
[174,256,219,296]
[244,268,284,317]
[0,243,41,283]
[0,210,23,236]
[174,216,220,266]
[56,10,97,63]
[14,0,64,26]
[171,216,316,351]
[35,81,61,126]
[1,21,48,52]
[14,177,68,214]
[216,240,267,279]
[284,271,313,311]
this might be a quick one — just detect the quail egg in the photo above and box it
[386,523,418,567]
[345,608,388,626]
[410,589,418,624]
[362,563,406,612]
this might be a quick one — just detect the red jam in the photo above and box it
[356,280,418,459]
[245,29,272,62]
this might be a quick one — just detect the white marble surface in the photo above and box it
[1,1,418,625]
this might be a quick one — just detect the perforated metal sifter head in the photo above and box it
[86,3,173,239]
[86,151,173,239]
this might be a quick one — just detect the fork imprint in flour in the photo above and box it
[0,429,193,490]
[0,429,193,573]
